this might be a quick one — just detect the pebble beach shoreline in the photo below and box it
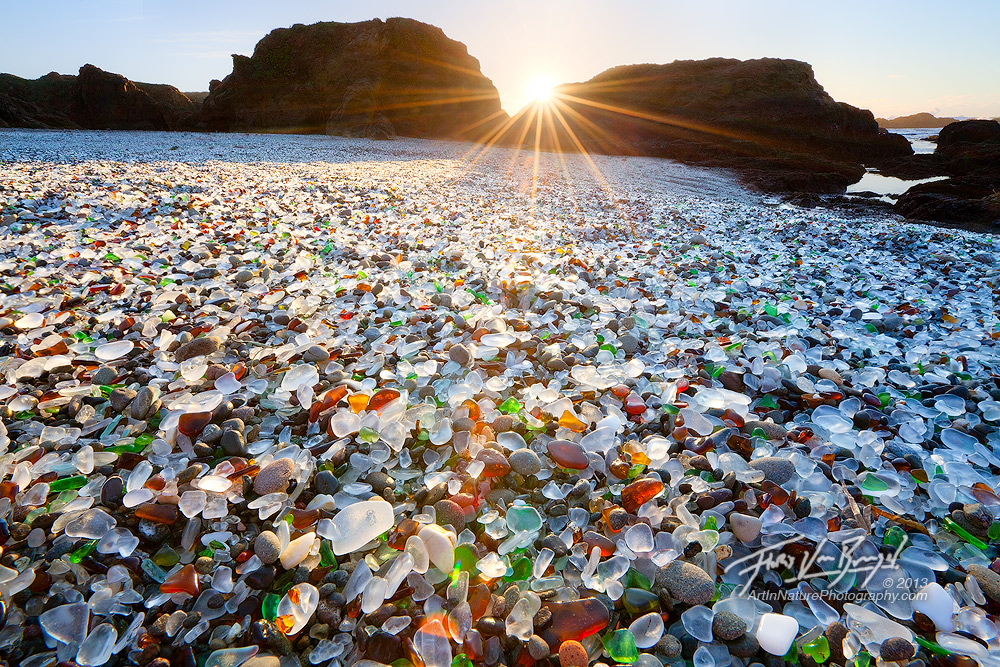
[1,129,1000,667]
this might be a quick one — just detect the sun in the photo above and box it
[527,77,554,102]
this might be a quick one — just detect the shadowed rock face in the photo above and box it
[0,65,197,130]
[199,17,508,139]
[894,119,1000,228]
[497,58,912,193]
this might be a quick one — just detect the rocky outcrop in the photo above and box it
[0,64,197,130]
[72,65,197,130]
[495,58,911,193]
[199,18,507,139]
[876,112,958,129]
[894,119,1000,228]
[0,72,77,128]
[938,119,1000,147]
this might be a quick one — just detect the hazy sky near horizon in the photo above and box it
[3,0,998,118]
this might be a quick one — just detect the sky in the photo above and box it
[2,0,999,118]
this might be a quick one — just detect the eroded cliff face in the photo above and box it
[200,17,508,140]
[0,65,197,130]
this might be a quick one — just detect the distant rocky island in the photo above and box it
[1,17,996,226]
[876,112,959,128]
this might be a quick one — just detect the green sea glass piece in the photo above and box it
[860,474,889,492]
[49,476,87,492]
[602,629,638,664]
[262,593,280,621]
[942,516,987,550]
[803,635,830,663]
[498,397,521,414]
[152,545,180,568]
[883,525,907,549]
[70,540,97,563]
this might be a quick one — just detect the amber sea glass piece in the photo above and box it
[135,503,178,525]
[368,388,401,412]
[160,563,199,595]
[625,394,646,416]
[581,531,616,557]
[461,399,481,421]
[621,478,664,514]
[178,412,212,437]
[348,393,370,413]
[558,410,587,433]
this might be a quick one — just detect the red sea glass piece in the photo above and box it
[160,563,199,595]
[475,449,511,478]
[540,597,610,649]
[468,583,492,620]
[581,531,616,557]
[625,393,646,415]
[178,412,212,437]
[621,478,664,514]
[547,440,589,470]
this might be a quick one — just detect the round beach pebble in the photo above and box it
[748,456,795,485]
[174,336,222,362]
[433,499,467,528]
[448,343,471,366]
[729,513,762,542]
[712,610,747,640]
[741,420,788,441]
[656,560,716,605]
[302,345,330,363]
[253,458,296,495]
[91,366,116,385]
[254,531,282,565]
[558,640,588,667]
[509,448,542,476]
[527,635,550,660]
[880,637,915,661]
[657,634,682,657]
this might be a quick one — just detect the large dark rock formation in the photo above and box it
[494,58,911,193]
[876,112,958,129]
[0,64,197,130]
[894,119,1000,227]
[199,18,507,139]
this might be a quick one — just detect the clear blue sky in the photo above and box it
[3,0,998,118]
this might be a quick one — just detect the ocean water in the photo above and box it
[847,170,947,199]
[846,127,943,199]
[887,127,939,155]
